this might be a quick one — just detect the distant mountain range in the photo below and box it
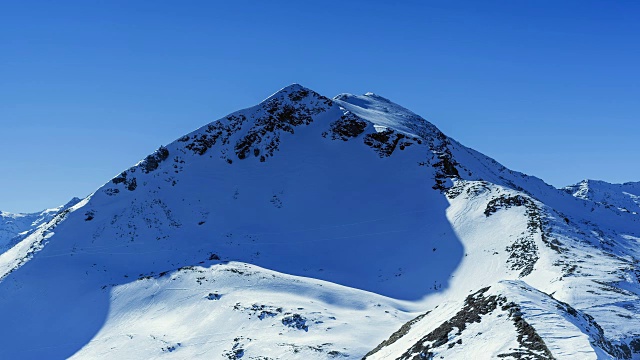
[0,197,80,249]
[0,85,637,359]
[564,179,640,215]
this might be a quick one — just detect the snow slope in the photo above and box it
[0,84,638,359]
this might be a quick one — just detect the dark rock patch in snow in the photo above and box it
[498,302,555,359]
[234,90,328,161]
[484,195,532,217]
[322,112,368,141]
[363,311,430,359]
[206,293,222,301]
[111,170,137,191]
[140,146,170,174]
[282,314,308,331]
[363,129,413,157]
[396,287,501,359]
[506,236,539,277]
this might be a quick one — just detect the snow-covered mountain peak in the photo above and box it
[168,83,337,163]
[564,179,640,214]
[88,84,465,301]
[61,196,83,210]
[263,83,311,100]
[1,85,639,359]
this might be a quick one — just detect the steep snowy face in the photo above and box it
[80,84,465,300]
[564,179,640,214]
[0,84,469,359]
[0,198,80,249]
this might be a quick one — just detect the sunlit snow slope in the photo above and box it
[0,85,638,360]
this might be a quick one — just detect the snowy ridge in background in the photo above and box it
[0,84,638,359]
[564,179,640,215]
[0,197,80,250]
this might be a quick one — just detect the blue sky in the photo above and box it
[1,0,639,212]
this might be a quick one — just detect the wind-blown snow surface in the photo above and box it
[0,85,638,359]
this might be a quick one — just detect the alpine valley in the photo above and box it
[1,85,638,360]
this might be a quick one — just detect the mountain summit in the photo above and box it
[564,179,640,215]
[0,85,638,359]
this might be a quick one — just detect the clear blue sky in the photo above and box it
[1,0,639,213]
